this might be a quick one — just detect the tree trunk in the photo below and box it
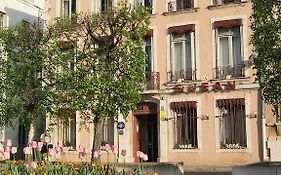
[91,118,105,162]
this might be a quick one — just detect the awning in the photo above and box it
[214,19,242,28]
[168,24,195,34]
[216,98,245,108]
[170,101,197,110]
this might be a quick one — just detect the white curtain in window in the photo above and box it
[219,37,229,66]
[185,38,192,69]
[174,42,183,71]
[63,0,70,17]
[145,37,152,72]
[232,35,242,65]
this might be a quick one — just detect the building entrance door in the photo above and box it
[133,102,158,162]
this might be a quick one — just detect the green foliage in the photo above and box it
[0,3,150,128]
[44,3,150,124]
[251,0,281,121]
[0,21,49,126]
[0,161,128,175]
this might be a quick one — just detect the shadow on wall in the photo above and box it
[5,6,43,26]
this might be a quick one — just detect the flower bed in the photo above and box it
[0,139,158,175]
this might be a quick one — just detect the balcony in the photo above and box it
[213,0,241,5]
[214,64,245,80]
[146,72,160,90]
[167,69,197,82]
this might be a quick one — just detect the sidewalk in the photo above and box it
[184,166,232,175]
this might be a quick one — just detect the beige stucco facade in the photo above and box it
[46,0,265,167]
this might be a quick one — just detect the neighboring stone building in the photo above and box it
[45,0,265,167]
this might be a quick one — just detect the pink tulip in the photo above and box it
[6,139,12,147]
[97,149,102,156]
[44,136,50,143]
[136,151,141,157]
[78,151,85,159]
[5,146,10,152]
[11,147,17,154]
[37,142,43,151]
[55,146,61,152]
[93,150,99,158]
[121,149,127,156]
[48,148,55,156]
[29,161,37,169]
[143,154,148,161]
[111,145,118,154]
[62,147,69,154]
[3,152,10,160]
[23,147,32,155]
[84,147,91,155]
[105,144,111,152]
[31,141,37,149]
[54,152,61,159]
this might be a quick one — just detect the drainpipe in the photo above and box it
[260,81,268,161]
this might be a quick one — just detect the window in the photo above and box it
[168,0,194,12]
[145,36,153,73]
[214,19,244,79]
[168,24,196,82]
[101,0,113,12]
[171,101,198,149]
[133,0,153,13]
[217,98,247,149]
[62,113,76,148]
[61,0,77,18]
[134,0,153,8]
[177,0,194,10]
[213,0,241,5]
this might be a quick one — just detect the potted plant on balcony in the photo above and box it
[175,84,184,93]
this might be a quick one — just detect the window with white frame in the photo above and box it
[214,20,244,79]
[171,101,198,149]
[145,36,153,73]
[133,0,153,10]
[168,0,194,12]
[216,98,247,149]
[213,0,241,5]
[168,25,196,82]
[61,0,77,18]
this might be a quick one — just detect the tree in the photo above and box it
[0,21,50,134]
[43,3,151,159]
[0,2,150,160]
[251,0,281,122]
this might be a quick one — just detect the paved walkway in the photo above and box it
[184,166,232,175]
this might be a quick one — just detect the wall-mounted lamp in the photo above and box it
[200,114,209,121]
[247,112,257,119]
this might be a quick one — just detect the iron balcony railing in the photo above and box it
[214,64,245,80]
[146,72,160,90]
[167,69,197,82]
